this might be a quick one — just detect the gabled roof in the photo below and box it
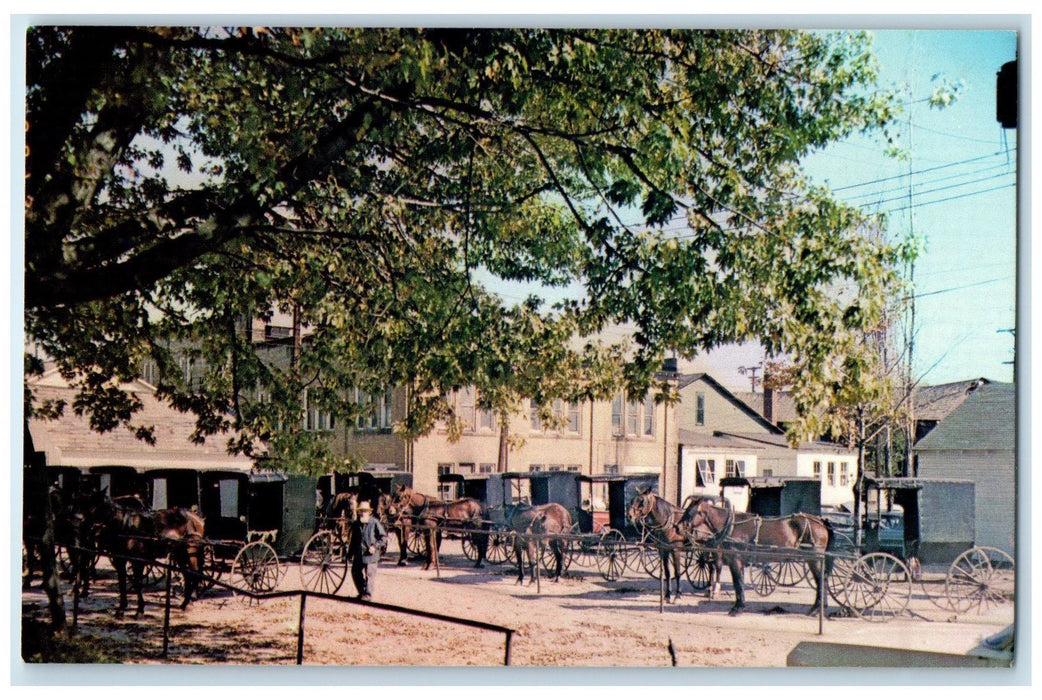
[911,378,989,422]
[914,382,1015,452]
[677,373,785,435]
[26,369,256,471]
[712,431,856,456]
[675,428,767,451]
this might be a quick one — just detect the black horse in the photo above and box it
[82,489,206,617]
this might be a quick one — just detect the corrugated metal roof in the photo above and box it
[914,382,1015,452]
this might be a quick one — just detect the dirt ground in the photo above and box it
[19,538,1016,671]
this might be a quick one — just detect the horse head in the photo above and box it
[627,491,655,526]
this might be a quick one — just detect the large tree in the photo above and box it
[25,27,911,472]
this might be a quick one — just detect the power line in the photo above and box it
[831,150,1010,192]
[882,182,1015,215]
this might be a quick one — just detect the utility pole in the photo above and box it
[738,363,762,392]
[998,328,1015,382]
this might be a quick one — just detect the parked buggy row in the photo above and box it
[33,464,1015,624]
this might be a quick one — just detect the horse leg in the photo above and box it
[180,543,202,610]
[396,525,408,566]
[527,542,538,586]
[806,559,826,615]
[514,540,525,585]
[113,557,128,617]
[727,559,746,616]
[473,526,487,569]
[553,540,565,581]
[671,550,682,602]
[132,560,146,618]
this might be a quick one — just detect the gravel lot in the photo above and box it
[20,538,1015,671]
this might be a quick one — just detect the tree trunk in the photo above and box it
[24,424,66,631]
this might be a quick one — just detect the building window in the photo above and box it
[761,468,773,477]
[566,401,581,434]
[304,389,335,432]
[839,462,850,487]
[696,393,705,426]
[725,459,746,478]
[827,462,836,487]
[530,400,542,431]
[696,459,716,487]
[478,463,496,474]
[529,464,544,472]
[479,407,495,431]
[604,464,620,475]
[611,393,624,435]
[548,464,564,472]
[567,465,581,473]
[813,461,822,480]
[458,462,475,475]
[612,392,654,438]
[354,388,391,431]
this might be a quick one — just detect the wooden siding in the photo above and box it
[916,450,1015,553]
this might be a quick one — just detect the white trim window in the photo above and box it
[839,462,850,487]
[812,461,822,480]
[696,459,716,486]
[827,461,836,487]
[725,459,746,478]
[695,393,706,426]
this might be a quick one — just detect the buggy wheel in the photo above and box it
[747,561,777,597]
[539,538,572,577]
[461,533,477,561]
[845,552,911,622]
[684,548,714,592]
[486,529,511,564]
[638,533,662,579]
[946,546,1015,615]
[773,560,808,587]
[197,543,219,593]
[299,530,347,595]
[596,528,627,582]
[826,553,858,607]
[567,524,595,569]
[231,541,280,605]
[407,528,427,558]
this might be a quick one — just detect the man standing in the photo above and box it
[348,500,387,600]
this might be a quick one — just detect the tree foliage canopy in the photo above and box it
[25,26,911,471]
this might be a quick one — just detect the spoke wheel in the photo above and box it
[299,531,347,595]
[638,534,663,579]
[231,541,280,605]
[946,546,1015,615]
[747,561,777,597]
[568,524,596,569]
[826,553,858,607]
[461,533,477,561]
[684,548,714,592]
[196,543,219,594]
[845,552,911,622]
[407,528,427,558]
[773,560,808,587]
[596,528,627,582]
[539,538,572,577]
[486,530,511,564]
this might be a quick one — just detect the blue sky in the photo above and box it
[487,29,1020,390]
[802,29,1019,387]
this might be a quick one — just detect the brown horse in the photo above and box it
[84,489,206,617]
[687,499,831,616]
[627,490,706,602]
[510,503,573,585]
[389,485,489,571]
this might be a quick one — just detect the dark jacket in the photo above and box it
[348,516,387,564]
